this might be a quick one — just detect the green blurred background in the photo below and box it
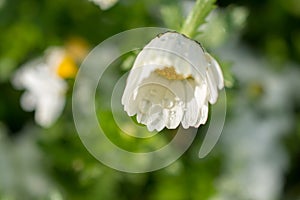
[0,0,300,199]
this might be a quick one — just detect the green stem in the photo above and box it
[180,0,216,38]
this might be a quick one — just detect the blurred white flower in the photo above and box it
[122,32,224,131]
[0,126,58,198]
[89,0,118,10]
[12,47,78,127]
[209,39,300,200]
[0,0,5,10]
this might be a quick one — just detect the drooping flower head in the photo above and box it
[122,32,224,132]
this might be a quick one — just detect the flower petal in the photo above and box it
[194,84,208,110]
[181,80,199,129]
[121,67,145,107]
[206,66,219,104]
[136,112,150,125]
[20,92,36,112]
[194,102,209,127]
[162,90,181,129]
[137,32,207,79]
[165,107,183,129]
[125,92,139,116]
[192,84,208,127]
[146,105,166,132]
[89,0,118,10]
[205,52,224,89]
[122,64,161,107]
[35,95,65,127]
[163,80,185,129]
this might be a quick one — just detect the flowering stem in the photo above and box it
[180,0,216,38]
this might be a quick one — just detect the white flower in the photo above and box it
[122,32,224,131]
[89,0,118,10]
[12,47,78,127]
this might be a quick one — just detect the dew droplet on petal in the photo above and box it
[162,97,174,109]
[169,110,176,121]
[175,98,184,107]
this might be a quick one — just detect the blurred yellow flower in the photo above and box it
[65,37,90,61]
[56,55,78,78]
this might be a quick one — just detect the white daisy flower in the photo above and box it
[12,47,78,127]
[89,0,118,10]
[122,32,224,132]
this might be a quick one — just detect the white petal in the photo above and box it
[161,88,181,129]
[205,52,224,89]
[206,66,219,104]
[35,95,65,127]
[122,64,160,107]
[136,32,207,79]
[194,102,209,127]
[20,92,36,112]
[126,73,171,125]
[122,68,145,106]
[168,80,186,102]
[136,112,150,125]
[135,92,155,123]
[165,107,183,129]
[125,92,139,116]
[147,105,166,132]
[194,84,207,109]
[89,0,118,10]
[121,67,144,107]
[45,47,65,72]
[192,84,208,127]
[163,80,185,129]
[182,99,198,129]
[129,75,168,113]
[181,81,199,128]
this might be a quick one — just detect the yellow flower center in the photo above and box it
[155,67,190,80]
[56,55,78,78]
